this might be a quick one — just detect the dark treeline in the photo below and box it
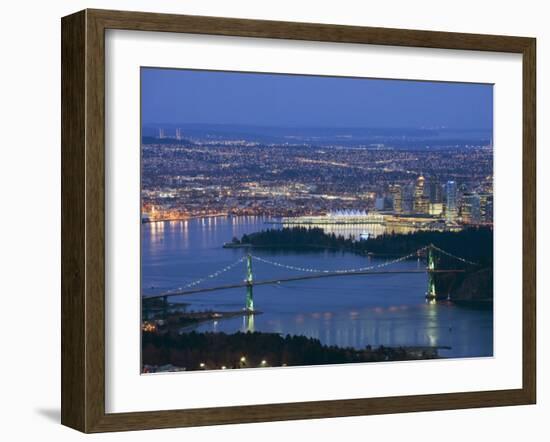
[356,227,493,266]
[142,331,440,371]
[236,227,350,251]
[234,226,493,266]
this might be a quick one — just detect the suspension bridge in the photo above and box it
[143,244,479,312]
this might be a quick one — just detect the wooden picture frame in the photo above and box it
[61,8,536,433]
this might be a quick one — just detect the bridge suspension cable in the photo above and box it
[161,256,247,293]
[429,244,480,266]
[152,244,477,298]
[250,247,428,275]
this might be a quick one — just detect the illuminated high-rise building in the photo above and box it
[389,184,403,214]
[428,177,442,203]
[413,175,429,214]
[375,196,392,211]
[402,183,414,214]
[445,180,458,223]
[428,203,444,216]
[479,193,493,224]
[158,127,165,139]
[175,128,183,140]
[461,193,481,224]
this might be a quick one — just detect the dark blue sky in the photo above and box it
[141,68,493,130]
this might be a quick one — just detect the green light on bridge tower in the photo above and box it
[426,245,437,301]
[245,253,254,312]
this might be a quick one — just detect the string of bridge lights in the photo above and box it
[429,244,480,266]
[250,247,429,274]
[162,256,247,293]
[164,244,477,293]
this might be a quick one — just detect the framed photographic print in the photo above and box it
[61,9,536,433]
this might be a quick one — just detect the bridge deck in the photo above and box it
[143,269,464,300]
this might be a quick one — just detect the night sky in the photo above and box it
[141,68,493,130]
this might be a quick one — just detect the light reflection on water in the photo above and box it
[142,216,493,358]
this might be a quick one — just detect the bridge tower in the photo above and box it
[426,244,437,302]
[245,253,254,312]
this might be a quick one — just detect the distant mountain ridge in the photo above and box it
[143,122,490,137]
[141,123,492,149]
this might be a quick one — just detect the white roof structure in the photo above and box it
[328,209,368,217]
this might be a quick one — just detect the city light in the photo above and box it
[141,136,493,229]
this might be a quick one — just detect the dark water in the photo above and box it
[142,216,493,358]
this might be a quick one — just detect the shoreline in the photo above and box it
[142,306,262,331]
[222,241,423,258]
[142,329,451,373]
[141,213,229,224]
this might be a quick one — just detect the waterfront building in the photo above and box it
[461,193,481,224]
[282,210,384,224]
[479,193,493,223]
[375,196,392,211]
[445,180,458,223]
[428,202,444,216]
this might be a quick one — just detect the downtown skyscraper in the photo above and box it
[446,180,458,223]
